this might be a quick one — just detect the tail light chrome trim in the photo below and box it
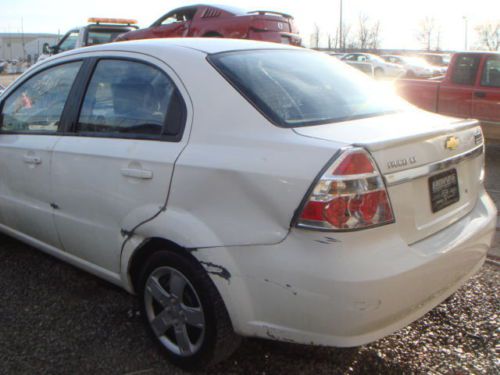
[292,147,395,232]
[384,144,483,187]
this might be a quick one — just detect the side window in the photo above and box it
[59,31,79,52]
[481,56,500,88]
[78,59,181,138]
[160,8,196,25]
[452,55,481,85]
[1,62,82,133]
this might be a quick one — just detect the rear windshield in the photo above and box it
[87,28,134,45]
[209,49,405,127]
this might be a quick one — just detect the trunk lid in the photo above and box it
[249,11,293,33]
[293,111,484,244]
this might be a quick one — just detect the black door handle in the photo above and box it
[474,91,486,98]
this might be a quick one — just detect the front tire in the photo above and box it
[138,250,240,370]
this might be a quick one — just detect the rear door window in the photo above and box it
[77,59,183,138]
[1,61,82,133]
[480,55,500,88]
[452,55,481,85]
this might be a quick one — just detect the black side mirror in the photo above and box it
[43,44,58,55]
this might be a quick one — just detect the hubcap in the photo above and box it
[144,267,205,356]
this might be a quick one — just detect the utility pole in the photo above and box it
[339,0,343,51]
[21,17,26,60]
[463,16,468,50]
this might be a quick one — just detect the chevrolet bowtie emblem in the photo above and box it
[445,136,459,150]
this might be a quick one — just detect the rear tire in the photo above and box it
[137,250,241,370]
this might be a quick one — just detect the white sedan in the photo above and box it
[341,52,406,78]
[382,55,443,78]
[0,39,495,370]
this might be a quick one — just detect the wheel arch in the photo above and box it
[126,237,196,294]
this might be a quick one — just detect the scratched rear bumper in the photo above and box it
[193,189,496,347]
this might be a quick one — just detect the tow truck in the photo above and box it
[38,18,138,62]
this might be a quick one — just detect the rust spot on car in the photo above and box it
[263,278,297,295]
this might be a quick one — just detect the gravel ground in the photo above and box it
[0,74,20,88]
[0,145,499,375]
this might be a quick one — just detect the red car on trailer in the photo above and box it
[115,4,301,46]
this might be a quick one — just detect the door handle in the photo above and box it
[474,91,486,98]
[120,167,153,179]
[23,155,42,165]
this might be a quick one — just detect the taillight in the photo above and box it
[295,148,394,231]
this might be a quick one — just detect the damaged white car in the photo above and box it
[0,39,495,370]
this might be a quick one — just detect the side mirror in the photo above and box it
[43,44,58,55]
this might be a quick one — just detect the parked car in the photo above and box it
[381,55,443,78]
[115,4,301,46]
[418,52,451,67]
[0,39,495,370]
[344,61,374,77]
[37,18,138,62]
[396,52,500,139]
[341,53,405,78]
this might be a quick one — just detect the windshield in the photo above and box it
[209,49,406,127]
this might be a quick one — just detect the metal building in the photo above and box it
[0,33,58,62]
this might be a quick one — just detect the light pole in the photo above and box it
[463,16,468,50]
[339,0,343,51]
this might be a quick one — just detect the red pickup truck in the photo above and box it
[396,52,500,139]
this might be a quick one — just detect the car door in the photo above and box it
[0,60,83,248]
[439,54,481,118]
[472,54,500,122]
[50,55,189,273]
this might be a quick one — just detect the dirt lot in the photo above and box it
[0,74,20,88]
[0,134,498,374]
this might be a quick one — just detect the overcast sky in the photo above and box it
[0,0,498,50]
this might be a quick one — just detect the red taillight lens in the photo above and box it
[333,152,374,175]
[296,148,394,231]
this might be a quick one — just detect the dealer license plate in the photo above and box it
[429,169,460,213]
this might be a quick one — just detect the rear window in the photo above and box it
[87,28,133,45]
[209,50,404,127]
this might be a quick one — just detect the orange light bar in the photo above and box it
[88,17,138,25]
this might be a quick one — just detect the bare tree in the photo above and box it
[416,17,437,51]
[368,20,381,50]
[327,33,339,50]
[357,14,370,49]
[336,22,352,50]
[312,23,321,49]
[475,22,500,51]
[356,13,382,50]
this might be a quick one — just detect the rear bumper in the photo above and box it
[195,189,496,347]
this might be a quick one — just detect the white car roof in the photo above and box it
[60,38,299,57]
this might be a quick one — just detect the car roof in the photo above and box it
[56,37,299,57]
